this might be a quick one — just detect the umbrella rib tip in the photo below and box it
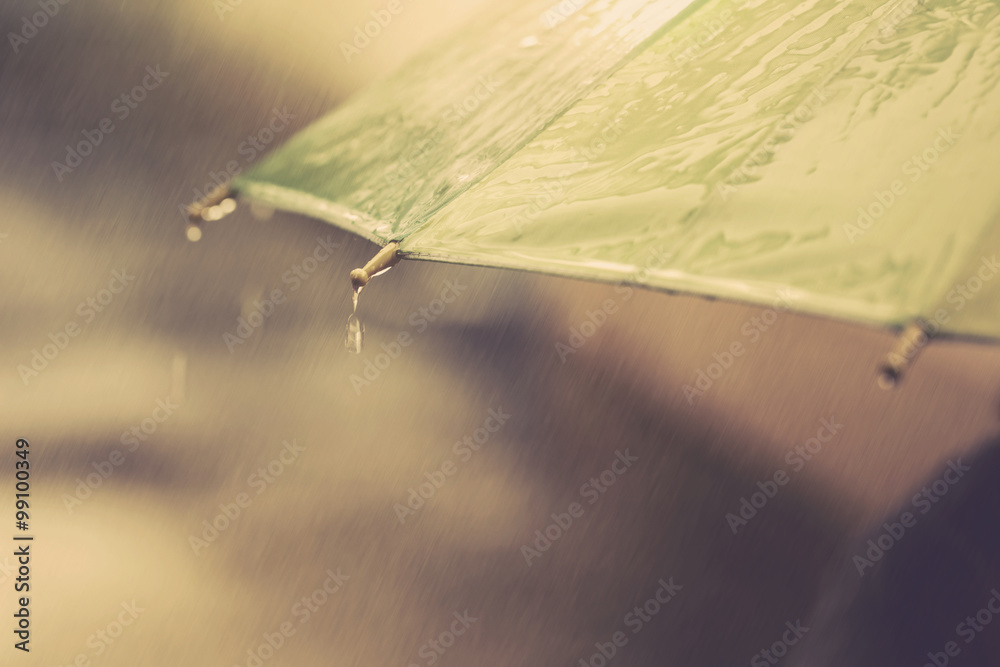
[877,320,933,390]
[350,268,370,290]
[350,241,401,291]
[183,184,239,241]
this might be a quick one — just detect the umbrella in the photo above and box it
[185,0,1000,385]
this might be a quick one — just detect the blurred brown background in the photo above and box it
[1,0,999,665]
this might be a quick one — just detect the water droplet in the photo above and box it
[347,286,364,354]
[345,313,364,354]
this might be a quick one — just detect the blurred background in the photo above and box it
[1,0,999,665]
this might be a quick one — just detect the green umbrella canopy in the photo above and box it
[226,0,1000,341]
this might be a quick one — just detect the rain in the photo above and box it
[2,0,1000,666]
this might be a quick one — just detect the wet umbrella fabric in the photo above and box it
[231,0,1000,340]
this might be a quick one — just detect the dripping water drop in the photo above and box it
[346,286,364,354]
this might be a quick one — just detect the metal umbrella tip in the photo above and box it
[350,268,370,290]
